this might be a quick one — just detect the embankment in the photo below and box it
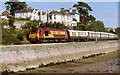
[0,40,118,72]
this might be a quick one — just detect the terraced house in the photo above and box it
[38,11,47,23]
[48,9,77,26]
[15,7,39,21]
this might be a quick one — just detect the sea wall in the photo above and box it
[0,40,118,72]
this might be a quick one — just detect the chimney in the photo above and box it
[47,9,50,13]
[69,8,72,12]
[40,11,43,15]
[29,7,32,9]
[35,9,38,11]
[58,8,61,12]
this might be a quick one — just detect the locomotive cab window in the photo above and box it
[30,29,37,33]
[45,31,48,36]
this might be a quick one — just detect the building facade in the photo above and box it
[48,10,77,26]
[15,7,39,21]
[39,11,47,23]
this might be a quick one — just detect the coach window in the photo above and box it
[78,32,80,36]
[72,32,76,36]
[45,31,48,36]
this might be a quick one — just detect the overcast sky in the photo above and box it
[0,1,119,28]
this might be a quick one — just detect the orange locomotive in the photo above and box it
[29,27,68,43]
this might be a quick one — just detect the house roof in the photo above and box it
[38,11,46,15]
[2,10,10,16]
[69,12,80,15]
[49,10,62,15]
[15,7,34,13]
[49,10,70,15]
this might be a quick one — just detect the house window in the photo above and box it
[34,16,35,19]
[54,15,56,19]
[50,15,52,19]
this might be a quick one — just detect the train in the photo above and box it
[29,27,118,43]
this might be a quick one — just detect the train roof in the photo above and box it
[68,30,116,35]
[31,27,66,31]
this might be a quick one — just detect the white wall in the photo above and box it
[0,16,9,20]
[70,13,80,22]
[40,14,47,23]
[15,9,39,21]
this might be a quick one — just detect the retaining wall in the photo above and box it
[0,40,118,72]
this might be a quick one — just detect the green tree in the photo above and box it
[73,2,93,24]
[73,23,88,30]
[5,0,27,15]
[8,16,15,29]
[115,27,120,35]
[22,20,41,29]
[42,22,67,29]
[85,15,96,23]
[89,21,105,32]
[0,19,9,28]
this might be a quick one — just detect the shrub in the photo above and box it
[8,16,15,29]
[16,18,30,21]
[2,29,22,45]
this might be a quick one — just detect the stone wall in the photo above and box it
[0,41,118,72]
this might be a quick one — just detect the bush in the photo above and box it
[8,16,15,29]
[21,20,41,29]
[73,23,88,30]
[0,19,9,28]
[2,29,22,45]
[42,22,68,29]
[16,18,30,21]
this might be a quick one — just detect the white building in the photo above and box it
[0,15,9,20]
[67,8,80,23]
[39,11,47,23]
[15,7,39,21]
[1,10,10,20]
[105,28,115,32]
[69,12,80,22]
[48,10,77,26]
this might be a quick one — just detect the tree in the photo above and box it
[115,27,120,35]
[21,20,41,29]
[89,21,105,32]
[85,14,96,23]
[73,2,93,24]
[5,0,27,15]
[73,23,88,30]
[0,19,9,28]
[8,16,15,29]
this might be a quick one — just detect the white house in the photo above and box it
[0,15,9,20]
[69,12,80,22]
[39,11,47,23]
[67,8,80,23]
[15,7,39,21]
[1,10,10,20]
[48,10,77,26]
